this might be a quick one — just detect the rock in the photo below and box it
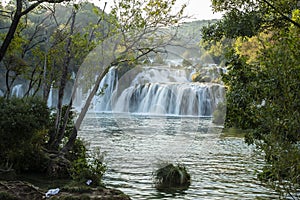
[0,181,131,200]
[52,186,131,200]
[191,72,201,82]
[0,181,44,200]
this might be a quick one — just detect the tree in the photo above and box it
[0,0,70,63]
[203,0,300,197]
[0,0,187,179]
[204,0,300,41]
[60,0,187,153]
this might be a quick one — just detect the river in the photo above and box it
[78,112,279,199]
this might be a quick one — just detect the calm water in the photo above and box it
[79,113,278,199]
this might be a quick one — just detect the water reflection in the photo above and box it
[79,113,278,199]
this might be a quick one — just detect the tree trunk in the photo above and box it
[49,10,76,149]
[0,0,22,63]
[61,66,111,153]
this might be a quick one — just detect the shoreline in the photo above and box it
[0,178,131,200]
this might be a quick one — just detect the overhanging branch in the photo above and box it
[260,0,300,28]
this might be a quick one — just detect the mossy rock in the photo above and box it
[191,73,212,83]
[154,164,191,192]
[191,72,201,82]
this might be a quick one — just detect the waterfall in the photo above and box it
[73,86,83,111]
[93,67,118,111]
[92,66,225,117]
[11,84,24,98]
[113,82,224,116]
[47,85,53,108]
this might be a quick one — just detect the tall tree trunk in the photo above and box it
[61,66,111,153]
[48,9,76,149]
[0,0,42,62]
[0,0,22,63]
[53,70,80,148]
[43,51,48,101]
[54,2,110,150]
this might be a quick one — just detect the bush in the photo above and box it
[0,97,50,172]
[222,23,300,197]
[154,163,190,191]
[69,144,106,187]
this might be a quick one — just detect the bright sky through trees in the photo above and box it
[177,0,223,20]
[95,0,222,21]
[0,0,222,21]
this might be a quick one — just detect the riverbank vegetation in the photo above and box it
[201,0,300,198]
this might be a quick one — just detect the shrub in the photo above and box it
[154,163,190,191]
[0,97,50,172]
[70,145,106,187]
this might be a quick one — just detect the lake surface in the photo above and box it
[79,113,278,199]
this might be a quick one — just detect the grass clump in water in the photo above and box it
[154,163,190,192]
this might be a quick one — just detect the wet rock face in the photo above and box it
[0,181,131,200]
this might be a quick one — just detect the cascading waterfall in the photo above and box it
[92,66,225,117]
[93,67,118,111]
[47,85,53,108]
[113,82,224,116]
[11,84,24,98]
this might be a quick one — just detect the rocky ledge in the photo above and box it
[0,181,131,200]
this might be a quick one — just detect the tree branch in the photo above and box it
[260,0,300,28]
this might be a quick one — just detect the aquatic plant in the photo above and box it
[154,163,190,191]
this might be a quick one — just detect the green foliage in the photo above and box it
[49,105,76,141]
[201,10,262,42]
[0,97,50,172]
[222,51,262,129]
[111,0,185,31]
[221,15,300,197]
[201,0,300,67]
[48,107,106,184]
[211,0,299,32]
[200,35,233,66]
[202,1,300,197]
[70,145,106,187]
[154,163,190,191]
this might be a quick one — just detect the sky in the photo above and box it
[176,0,223,20]
[95,0,223,21]
[1,0,222,21]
